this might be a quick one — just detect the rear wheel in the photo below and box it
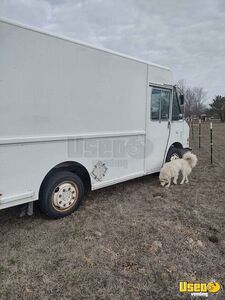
[39,171,85,218]
[166,147,182,162]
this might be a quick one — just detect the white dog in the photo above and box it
[159,152,197,187]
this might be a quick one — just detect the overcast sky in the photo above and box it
[1,0,225,101]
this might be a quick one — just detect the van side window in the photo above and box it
[151,89,161,120]
[161,90,170,120]
[172,92,181,120]
[151,88,171,120]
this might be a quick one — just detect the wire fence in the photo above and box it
[189,120,225,168]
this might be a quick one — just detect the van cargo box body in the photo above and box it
[0,18,189,216]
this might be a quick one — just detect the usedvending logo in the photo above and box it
[179,281,221,297]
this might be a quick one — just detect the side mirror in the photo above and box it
[179,113,183,120]
[179,94,184,105]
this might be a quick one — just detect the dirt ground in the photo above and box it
[0,122,225,300]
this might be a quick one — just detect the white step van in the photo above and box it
[0,18,190,218]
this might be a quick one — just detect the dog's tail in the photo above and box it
[183,152,198,168]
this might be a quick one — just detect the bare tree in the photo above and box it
[191,87,207,116]
[176,80,207,118]
[176,79,186,95]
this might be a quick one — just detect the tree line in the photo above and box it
[177,80,225,122]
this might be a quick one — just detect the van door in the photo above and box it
[145,86,172,173]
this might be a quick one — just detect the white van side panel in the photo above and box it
[0,20,175,209]
[0,134,145,208]
[0,21,149,207]
[0,21,147,137]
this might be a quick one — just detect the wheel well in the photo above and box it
[40,161,91,195]
[165,143,183,162]
[171,142,183,149]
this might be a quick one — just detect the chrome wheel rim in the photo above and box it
[52,181,78,211]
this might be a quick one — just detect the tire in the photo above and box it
[166,147,182,162]
[39,171,85,218]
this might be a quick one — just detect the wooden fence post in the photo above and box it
[191,119,194,140]
[210,122,213,164]
[198,119,201,148]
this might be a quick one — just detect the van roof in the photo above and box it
[0,17,170,71]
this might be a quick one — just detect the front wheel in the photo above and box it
[166,147,182,162]
[39,171,85,218]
